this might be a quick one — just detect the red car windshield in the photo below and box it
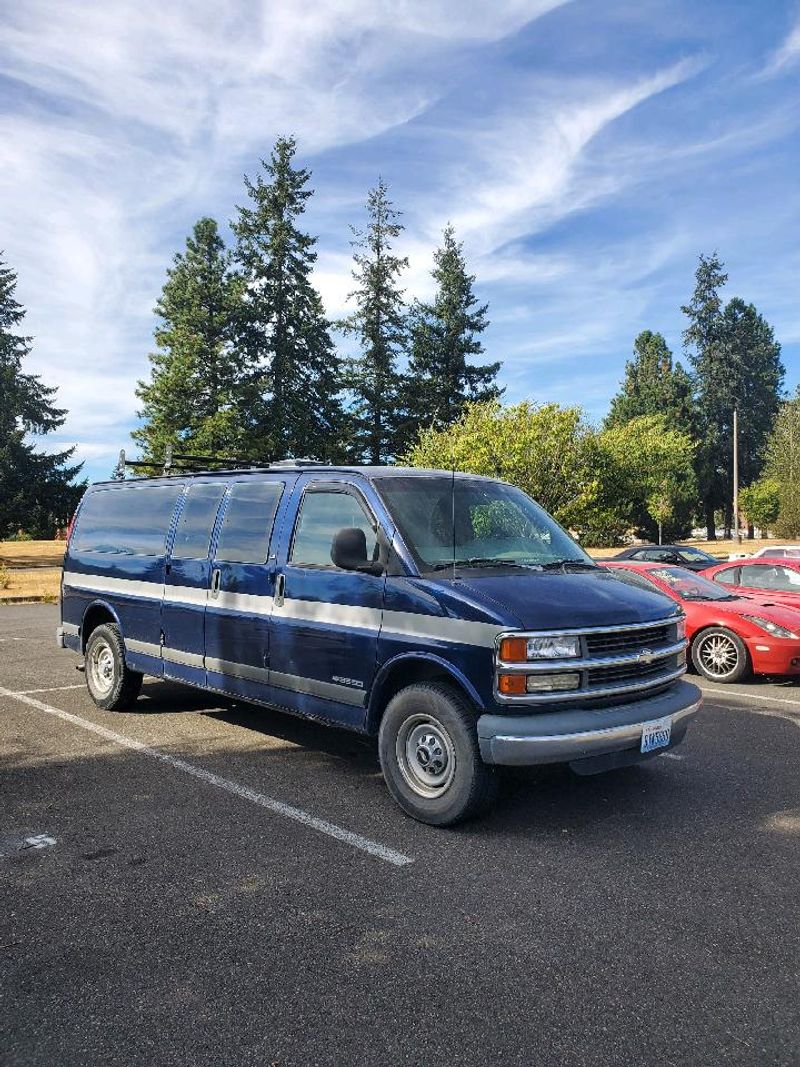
[650,567,737,601]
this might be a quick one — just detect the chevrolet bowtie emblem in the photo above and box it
[638,648,656,664]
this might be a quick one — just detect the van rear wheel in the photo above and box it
[378,683,497,826]
[85,624,142,710]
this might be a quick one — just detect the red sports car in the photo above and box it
[601,561,800,683]
[702,557,800,612]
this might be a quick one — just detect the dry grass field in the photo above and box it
[0,540,66,567]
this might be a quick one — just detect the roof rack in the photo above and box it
[116,448,328,477]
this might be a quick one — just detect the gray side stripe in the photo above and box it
[126,638,162,658]
[269,670,367,708]
[272,598,381,630]
[206,657,269,684]
[64,572,163,601]
[63,571,504,649]
[162,647,204,668]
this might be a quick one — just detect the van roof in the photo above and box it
[91,465,499,487]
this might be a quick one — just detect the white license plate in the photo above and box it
[641,716,672,754]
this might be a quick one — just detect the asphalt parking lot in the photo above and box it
[2,604,799,1067]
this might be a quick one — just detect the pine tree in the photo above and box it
[681,252,730,538]
[339,178,408,464]
[232,137,343,462]
[605,330,693,432]
[134,218,244,462]
[0,253,83,538]
[405,224,501,434]
[682,253,784,537]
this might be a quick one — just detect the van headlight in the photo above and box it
[498,635,581,662]
[675,615,686,641]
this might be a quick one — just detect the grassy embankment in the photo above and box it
[0,541,65,602]
[0,537,784,603]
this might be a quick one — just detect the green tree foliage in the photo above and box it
[605,330,693,432]
[595,415,697,544]
[739,477,781,536]
[405,224,500,432]
[402,400,600,532]
[0,253,83,538]
[339,178,409,464]
[233,137,343,461]
[765,388,800,536]
[134,218,244,462]
[682,253,784,537]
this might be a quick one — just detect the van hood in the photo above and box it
[426,568,679,631]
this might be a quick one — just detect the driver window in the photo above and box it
[714,568,739,586]
[741,565,781,590]
[291,490,377,568]
[775,566,800,590]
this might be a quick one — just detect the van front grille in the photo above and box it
[585,625,670,656]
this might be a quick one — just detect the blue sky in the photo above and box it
[1,0,799,484]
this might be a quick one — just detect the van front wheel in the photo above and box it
[378,683,497,826]
[85,624,143,710]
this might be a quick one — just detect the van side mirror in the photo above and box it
[331,527,384,575]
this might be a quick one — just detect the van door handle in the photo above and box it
[210,568,221,599]
[274,572,285,607]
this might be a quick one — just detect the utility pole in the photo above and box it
[733,407,741,544]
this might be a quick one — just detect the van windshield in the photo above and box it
[375,476,594,572]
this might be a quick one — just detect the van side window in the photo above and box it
[74,485,182,557]
[291,489,377,568]
[172,483,226,560]
[215,481,283,564]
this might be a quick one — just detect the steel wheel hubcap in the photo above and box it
[89,640,115,696]
[396,714,456,798]
[699,634,738,678]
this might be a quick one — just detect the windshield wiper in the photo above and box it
[428,558,540,571]
[539,558,597,570]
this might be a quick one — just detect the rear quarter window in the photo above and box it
[73,485,183,557]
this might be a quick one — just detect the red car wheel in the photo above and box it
[691,627,751,684]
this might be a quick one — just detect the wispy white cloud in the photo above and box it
[0,0,570,475]
[762,17,800,76]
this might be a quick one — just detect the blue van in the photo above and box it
[58,463,700,825]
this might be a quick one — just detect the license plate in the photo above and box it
[641,716,672,753]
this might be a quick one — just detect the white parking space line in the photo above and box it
[0,686,413,868]
[661,752,684,760]
[18,685,86,695]
[698,683,800,709]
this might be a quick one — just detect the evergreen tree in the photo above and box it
[405,224,500,432]
[719,297,784,490]
[681,253,731,538]
[133,218,244,462]
[339,178,408,464]
[682,253,784,538]
[0,253,83,538]
[232,137,343,462]
[605,330,693,432]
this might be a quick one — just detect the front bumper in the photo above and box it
[477,679,701,769]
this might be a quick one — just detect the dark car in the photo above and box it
[608,544,721,572]
[58,463,699,826]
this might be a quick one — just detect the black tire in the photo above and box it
[691,626,751,684]
[85,623,143,710]
[378,682,497,826]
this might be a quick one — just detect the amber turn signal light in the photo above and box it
[497,673,528,695]
[498,637,528,662]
